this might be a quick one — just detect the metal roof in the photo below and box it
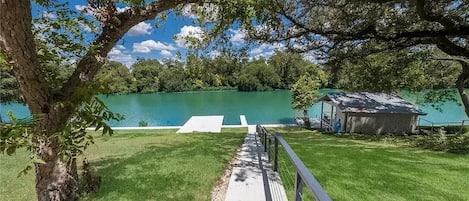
[320,92,427,115]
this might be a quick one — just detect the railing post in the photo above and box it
[431,123,434,135]
[294,172,304,201]
[461,120,465,134]
[260,127,264,145]
[268,137,271,162]
[274,135,278,172]
[264,130,267,152]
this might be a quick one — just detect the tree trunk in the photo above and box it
[34,137,78,201]
[433,57,469,117]
[1,1,77,200]
[456,61,469,117]
[303,109,310,127]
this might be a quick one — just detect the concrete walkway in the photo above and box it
[225,129,287,201]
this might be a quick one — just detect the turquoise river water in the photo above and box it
[1,90,467,126]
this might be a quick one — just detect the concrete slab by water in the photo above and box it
[177,115,224,133]
[240,115,248,126]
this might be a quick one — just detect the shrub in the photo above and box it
[138,120,148,127]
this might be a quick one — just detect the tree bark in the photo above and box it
[456,61,469,117]
[432,57,469,117]
[303,109,310,127]
[0,1,76,200]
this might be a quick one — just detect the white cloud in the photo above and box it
[127,22,152,37]
[182,4,198,19]
[117,6,130,13]
[41,11,56,19]
[250,43,285,55]
[249,43,285,60]
[181,3,219,22]
[108,48,135,67]
[174,25,205,48]
[75,5,87,11]
[79,22,92,32]
[160,50,172,57]
[250,47,264,55]
[115,45,126,50]
[229,29,246,45]
[208,50,221,58]
[133,40,176,53]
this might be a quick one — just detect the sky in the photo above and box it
[32,1,294,67]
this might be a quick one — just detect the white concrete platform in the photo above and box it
[240,115,248,126]
[177,115,224,133]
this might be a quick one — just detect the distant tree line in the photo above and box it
[1,48,463,101]
[94,51,328,94]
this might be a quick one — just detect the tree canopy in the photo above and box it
[242,0,469,116]
[291,74,321,127]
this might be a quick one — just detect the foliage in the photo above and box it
[131,59,163,93]
[96,61,135,94]
[237,73,263,91]
[138,120,148,127]
[59,97,124,161]
[291,75,320,113]
[158,66,189,92]
[0,112,35,156]
[0,65,22,103]
[269,51,328,88]
[238,0,469,117]
[337,49,461,92]
[242,0,468,60]
[0,97,123,174]
[237,59,281,91]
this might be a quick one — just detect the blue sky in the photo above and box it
[32,1,293,67]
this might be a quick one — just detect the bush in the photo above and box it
[138,120,148,127]
[419,125,469,134]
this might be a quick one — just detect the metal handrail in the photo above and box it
[256,125,332,201]
[418,119,469,134]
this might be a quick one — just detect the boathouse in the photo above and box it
[319,92,426,134]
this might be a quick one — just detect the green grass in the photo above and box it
[269,128,469,201]
[0,128,246,201]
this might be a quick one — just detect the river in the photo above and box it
[1,90,467,126]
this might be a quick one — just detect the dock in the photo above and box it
[177,115,224,133]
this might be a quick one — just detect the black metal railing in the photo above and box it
[418,119,469,134]
[256,125,332,201]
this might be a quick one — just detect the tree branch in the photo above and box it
[60,0,201,103]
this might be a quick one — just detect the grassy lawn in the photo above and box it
[269,128,469,201]
[0,128,246,201]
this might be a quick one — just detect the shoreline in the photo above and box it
[86,124,297,131]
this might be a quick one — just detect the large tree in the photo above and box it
[0,0,239,200]
[131,58,163,93]
[243,0,469,116]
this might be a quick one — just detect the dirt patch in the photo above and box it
[211,147,241,201]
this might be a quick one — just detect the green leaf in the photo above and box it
[31,158,46,164]
[17,165,32,178]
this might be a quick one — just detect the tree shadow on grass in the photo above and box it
[280,132,469,201]
[82,132,245,201]
[333,133,469,155]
